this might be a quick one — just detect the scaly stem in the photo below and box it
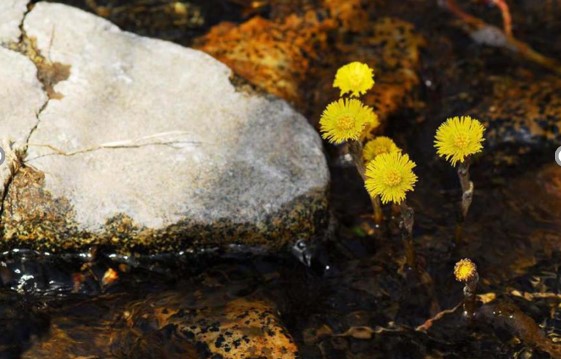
[349,140,384,225]
[348,140,366,179]
[372,195,383,225]
[456,159,474,245]
[463,273,479,320]
[400,201,416,269]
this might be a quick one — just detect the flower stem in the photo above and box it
[349,140,384,225]
[348,140,366,179]
[456,159,474,245]
[372,195,383,225]
[462,272,479,320]
[399,201,416,269]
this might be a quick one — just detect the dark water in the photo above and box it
[4,0,561,358]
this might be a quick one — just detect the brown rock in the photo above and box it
[471,75,561,149]
[196,10,424,134]
[195,12,337,106]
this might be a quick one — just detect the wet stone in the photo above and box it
[0,2,329,254]
[114,292,299,358]
[20,262,299,359]
[471,75,561,150]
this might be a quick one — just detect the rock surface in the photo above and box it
[115,294,298,359]
[0,46,47,201]
[0,2,329,254]
[472,75,561,150]
[0,0,28,44]
[195,9,424,133]
[20,267,298,359]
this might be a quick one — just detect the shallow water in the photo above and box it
[4,0,561,358]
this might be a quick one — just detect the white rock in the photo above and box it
[0,2,329,254]
[0,46,47,202]
[0,0,28,44]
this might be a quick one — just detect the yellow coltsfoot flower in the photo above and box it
[319,98,378,144]
[333,61,375,97]
[434,116,485,166]
[365,152,417,204]
[454,258,477,282]
[363,136,401,162]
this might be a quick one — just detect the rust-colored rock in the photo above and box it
[136,296,299,359]
[471,75,561,149]
[196,11,424,134]
[333,17,425,137]
[196,12,336,106]
[323,0,370,32]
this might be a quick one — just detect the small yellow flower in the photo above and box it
[434,116,485,166]
[363,136,401,162]
[454,258,477,282]
[365,152,417,204]
[333,62,375,97]
[319,98,378,144]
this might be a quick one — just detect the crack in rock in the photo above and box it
[26,131,202,161]
[0,1,71,223]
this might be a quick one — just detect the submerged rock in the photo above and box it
[113,294,298,359]
[0,2,329,254]
[29,295,299,359]
[19,258,298,359]
[471,76,561,150]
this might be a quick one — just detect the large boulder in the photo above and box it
[0,2,329,254]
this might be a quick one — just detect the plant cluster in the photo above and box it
[319,62,486,271]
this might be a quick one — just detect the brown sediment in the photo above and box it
[7,30,71,100]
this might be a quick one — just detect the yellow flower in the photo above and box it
[365,152,417,204]
[454,258,477,282]
[333,62,375,97]
[319,98,378,144]
[434,116,485,166]
[363,136,401,162]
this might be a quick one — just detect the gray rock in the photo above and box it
[0,2,329,254]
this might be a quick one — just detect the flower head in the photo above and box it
[333,62,375,97]
[434,116,485,166]
[319,98,378,144]
[454,258,477,282]
[365,152,417,204]
[363,136,401,162]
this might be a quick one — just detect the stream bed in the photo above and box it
[3,0,561,358]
